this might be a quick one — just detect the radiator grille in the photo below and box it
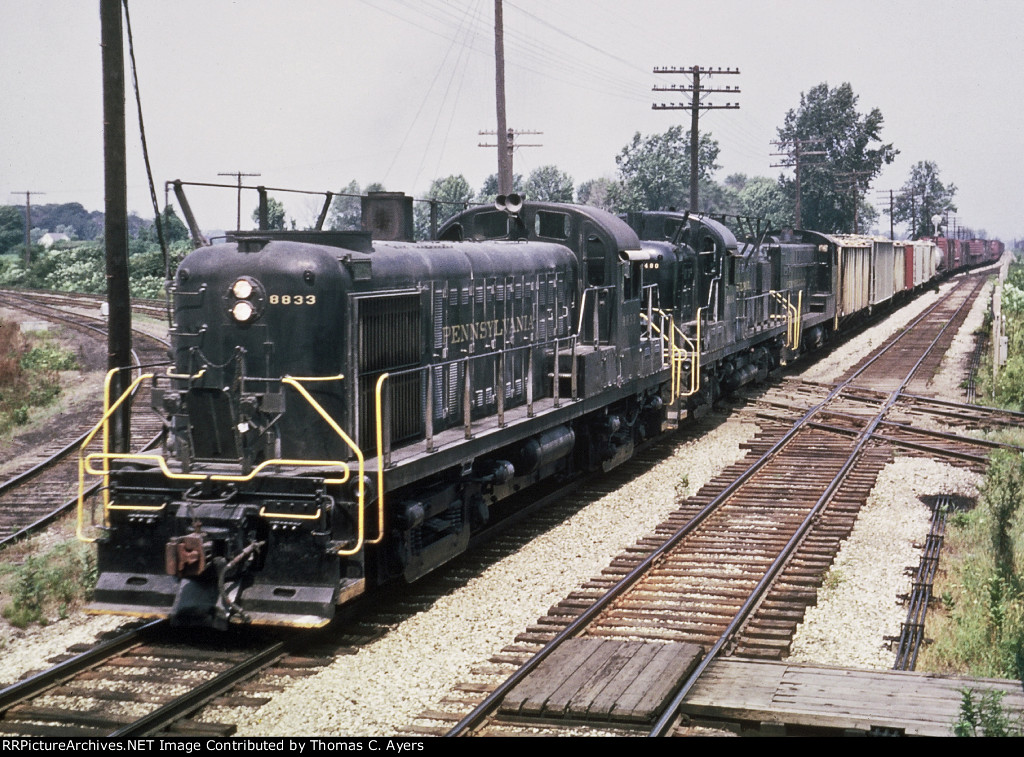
[358,294,423,450]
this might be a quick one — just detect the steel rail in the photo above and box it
[0,621,163,713]
[896,391,1024,420]
[444,277,979,737]
[893,494,951,670]
[109,641,287,737]
[0,292,168,548]
[649,275,982,736]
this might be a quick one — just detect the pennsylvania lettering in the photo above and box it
[442,315,535,346]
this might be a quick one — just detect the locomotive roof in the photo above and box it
[439,202,642,252]
[620,210,739,253]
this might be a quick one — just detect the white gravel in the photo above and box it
[786,457,981,668]
[0,614,128,687]
[786,274,990,669]
[0,275,992,733]
[222,415,761,736]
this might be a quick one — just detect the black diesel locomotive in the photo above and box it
[78,194,952,628]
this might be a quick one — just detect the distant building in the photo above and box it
[39,232,71,249]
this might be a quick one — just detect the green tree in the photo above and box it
[414,174,475,240]
[613,125,720,212]
[251,196,287,230]
[0,206,23,256]
[523,165,574,203]
[328,180,363,230]
[894,161,957,238]
[476,173,523,205]
[161,205,190,244]
[327,180,386,230]
[697,178,741,215]
[776,82,897,233]
[576,177,617,211]
[738,176,796,227]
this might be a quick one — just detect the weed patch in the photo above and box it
[0,541,97,628]
[0,320,78,435]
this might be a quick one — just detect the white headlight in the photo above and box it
[232,279,254,299]
[231,300,255,322]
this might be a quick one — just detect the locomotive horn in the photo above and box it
[505,193,523,214]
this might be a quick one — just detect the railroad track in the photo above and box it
[1,288,170,323]
[0,290,169,547]
[405,272,1012,737]
[0,622,333,736]
[1,277,1011,737]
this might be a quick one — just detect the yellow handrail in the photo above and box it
[280,376,365,556]
[77,372,371,556]
[165,367,206,381]
[77,370,155,542]
[369,373,389,545]
[770,290,800,349]
[82,452,353,485]
[640,307,701,403]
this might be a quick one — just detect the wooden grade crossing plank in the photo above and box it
[682,658,1024,736]
[499,638,703,723]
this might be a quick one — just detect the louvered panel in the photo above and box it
[358,294,423,451]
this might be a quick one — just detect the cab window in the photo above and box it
[534,211,570,240]
[472,211,509,239]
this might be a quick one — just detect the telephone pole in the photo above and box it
[218,171,261,230]
[770,138,823,229]
[101,0,132,453]
[653,66,740,211]
[9,191,45,265]
[836,170,872,234]
[874,189,896,240]
[478,128,543,189]
[493,0,512,195]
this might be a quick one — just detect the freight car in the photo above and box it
[76,194,998,629]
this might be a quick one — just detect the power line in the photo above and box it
[770,138,824,228]
[652,66,740,211]
[479,128,543,189]
[218,171,261,230]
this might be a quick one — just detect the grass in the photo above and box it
[919,451,1024,683]
[0,516,98,629]
[0,319,79,435]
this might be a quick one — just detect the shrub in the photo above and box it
[954,688,1023,737]
[0,321,77,434]
[1,542,97,628]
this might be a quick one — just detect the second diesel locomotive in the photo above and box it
[77,192,999,628]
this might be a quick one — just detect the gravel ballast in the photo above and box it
[0,275,995,734]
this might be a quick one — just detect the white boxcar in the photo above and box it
[832,234,873,318]
[870,238,895,306]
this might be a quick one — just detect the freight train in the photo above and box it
[76,192,1002,628]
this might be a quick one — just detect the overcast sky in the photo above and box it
[3,0,1022,239]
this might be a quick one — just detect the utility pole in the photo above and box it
[218,170,261,230]
[478,128,542,190]
[653,66,740,211]
[101,0,132,454]
[493,0,512,195]
[836,170,872,234]
[10,191,45,265]
[770,139,823,228]
[874,189,895,240]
